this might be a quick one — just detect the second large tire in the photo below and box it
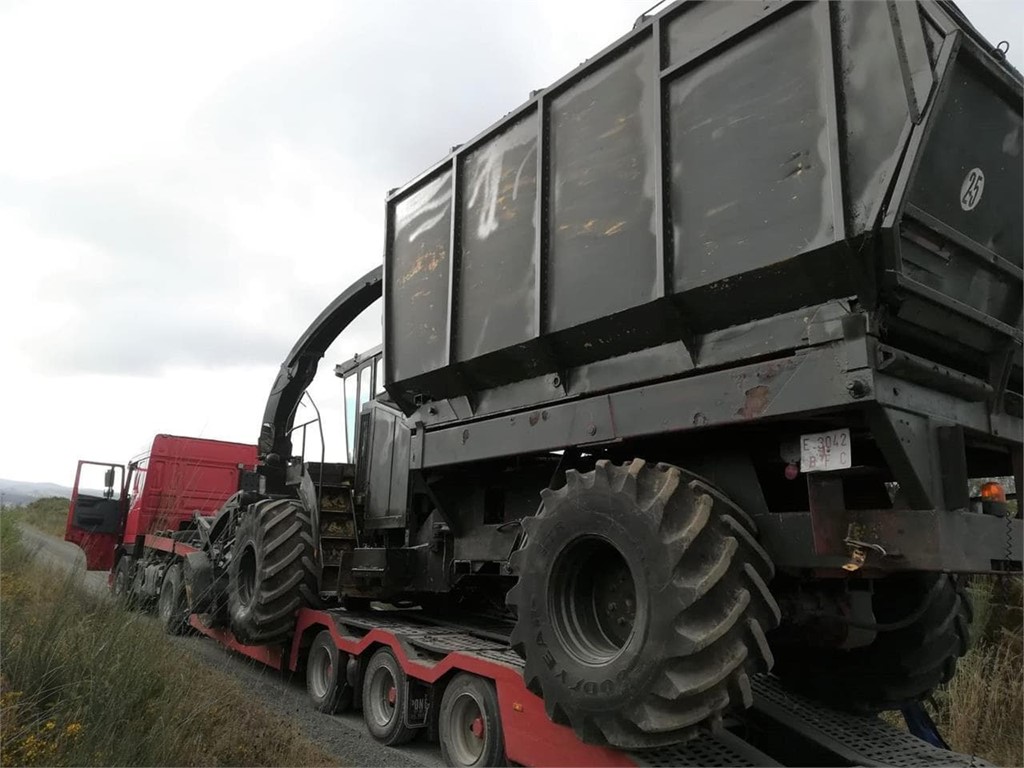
[773,573,972,713]
[506,459,781,749]
[227,498,318,645]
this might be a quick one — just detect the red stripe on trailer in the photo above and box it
[189,616,284,669]
[143,534,199,557]
[289,609,634,768]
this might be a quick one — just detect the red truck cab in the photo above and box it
[65,435,257,571]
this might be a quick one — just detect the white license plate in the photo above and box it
[800,428,852,473]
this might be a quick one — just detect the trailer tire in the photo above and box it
[227,498,318,645]
[158,563,189,635]
[306,629,353,713]
[506,459,780,749]
[773,573,971,712]
[362,648,417,746]
[439,673,506,768]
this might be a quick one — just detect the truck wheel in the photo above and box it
[113,557,137,609]
[227,498,318,645]
[362,647,417,746]
[773,573,971,712]
[158,564,189,635]
[506,459,780,749]
[439,673,505,768]
[307,629,353,713]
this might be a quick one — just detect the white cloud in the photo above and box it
[0,0,343,180]
[0,0,1020,486]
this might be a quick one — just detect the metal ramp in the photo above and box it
[746,674,992,767]
[330,609,992,767]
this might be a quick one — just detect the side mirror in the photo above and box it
[104,467,116,492]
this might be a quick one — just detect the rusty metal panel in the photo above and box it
[389,171,453,382]
[547,38,658,332]
[667,4,836,295]
[456,114,539,361]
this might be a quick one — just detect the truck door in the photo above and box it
[64,461,125,571]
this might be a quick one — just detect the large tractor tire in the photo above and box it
[506,459,780,749]
[773,573,972,712]
[227,498,318,645]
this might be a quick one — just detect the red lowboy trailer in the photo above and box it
[182,603,989,767]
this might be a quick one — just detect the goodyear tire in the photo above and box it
[506,459,780,749]
[773,573,972,712]
[227,498,318,645]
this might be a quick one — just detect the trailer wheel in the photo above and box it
[362,648,416,746]
[158,564,189,635]
[439,674,505,768]
[506,459,780,749]
[773,573,971,712]
[227,498,318,645]
[306,629,354,713]
[113,557,137,608]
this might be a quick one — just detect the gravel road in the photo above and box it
[16,524,444,768]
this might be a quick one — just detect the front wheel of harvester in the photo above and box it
[362,648,417,746]
[439,673,506,768]
[506,459,781,749]
[772,573,972,712]
[227,498,318,645]
[306,629,354,713]
[158,563,189,635]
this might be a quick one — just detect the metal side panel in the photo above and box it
[751,674,993,767]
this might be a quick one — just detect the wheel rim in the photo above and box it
[448,692,486,765]
[549,536,636,665]
[236,545,257,609]
[368,664,398,728]
[309,645,334,699]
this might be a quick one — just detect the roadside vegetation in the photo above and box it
[935,575,1023,767]
[4,496,69,538]
[0,515,332,767]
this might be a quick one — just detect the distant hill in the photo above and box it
[0,479,74,507]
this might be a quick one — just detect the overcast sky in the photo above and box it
[1,0,1021,487]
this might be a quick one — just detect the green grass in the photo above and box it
[934,576,1023,767]
[0,514,332,767]
[4,497,70,539]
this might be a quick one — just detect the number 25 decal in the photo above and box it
[960,167,985,211]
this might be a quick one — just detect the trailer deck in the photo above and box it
[191,607,991,767]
